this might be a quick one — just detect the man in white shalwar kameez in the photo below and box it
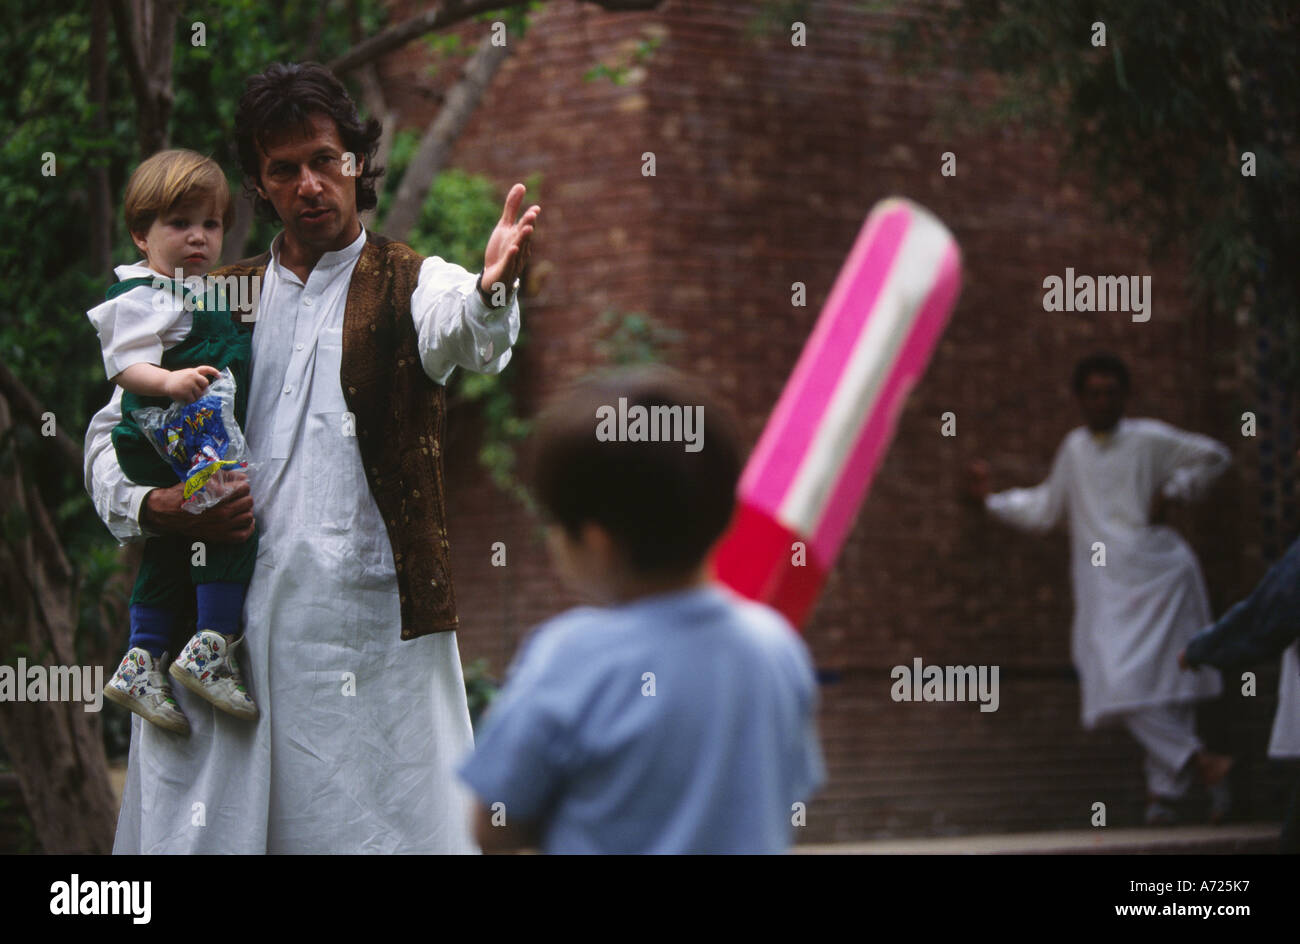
[969,353,1235,824]
[84,63,540,853]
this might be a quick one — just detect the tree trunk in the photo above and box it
[329,0,512,76]
[88,0,114,278]
[0,394,117,854]
[111,0,178,156]
[220,190,256,265]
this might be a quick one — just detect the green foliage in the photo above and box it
[883,0,1300,380]
[592,310,684,366]
[0,798,40,855]
[380,128,543,515]
[422,3,543,79]
[424,32,468,60]
[16,810,37,854]
[0,1,615,742]
[744,1,814,40]
[1,5,130,578]
[462,657,499,729]
[582,34,664,85]
[74,542,130,657]
[0,1,393,752]
[474,2,544,35]
[408,169,518,272]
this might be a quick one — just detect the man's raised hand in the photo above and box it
[481,182,539,302]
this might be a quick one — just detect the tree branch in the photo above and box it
[383,31,513,242]
[88,0,113,278]
[220,191,256,265]
[142,0,178,153]
[0,362,83,474]
[328,0,664,76]
[303,0,332,61]
[351,0,397,231]
[0,394,117,855]
[110,0,178,155]
[108,0,149,113]
[330,0,502,75]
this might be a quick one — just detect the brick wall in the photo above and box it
[379,0,1292,841]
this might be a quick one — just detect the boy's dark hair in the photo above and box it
[530,365,744,576]
[234,61,383,223]
[1072,352,1130,395]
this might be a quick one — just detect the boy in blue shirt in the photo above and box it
[458,365,826,853]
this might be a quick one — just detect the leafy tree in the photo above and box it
[884,0,1299,379]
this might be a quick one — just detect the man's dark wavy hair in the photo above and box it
[234,62,383,223]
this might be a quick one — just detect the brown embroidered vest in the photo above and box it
[212,231,458,640]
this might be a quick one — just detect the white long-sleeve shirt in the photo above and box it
[99,226,518,853]
[986,417,1231,728]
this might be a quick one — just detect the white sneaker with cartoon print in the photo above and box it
[104,648,191,735]
[169,630,258,720]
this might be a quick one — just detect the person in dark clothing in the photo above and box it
[1182,528,1300,853]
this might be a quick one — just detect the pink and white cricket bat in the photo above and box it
[712,197,963,628]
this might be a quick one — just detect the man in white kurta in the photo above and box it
[85,61,540,852]
[85,225,520,852]
[971,355,1233,816]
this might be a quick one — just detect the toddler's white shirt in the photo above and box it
[85,262,194,380]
